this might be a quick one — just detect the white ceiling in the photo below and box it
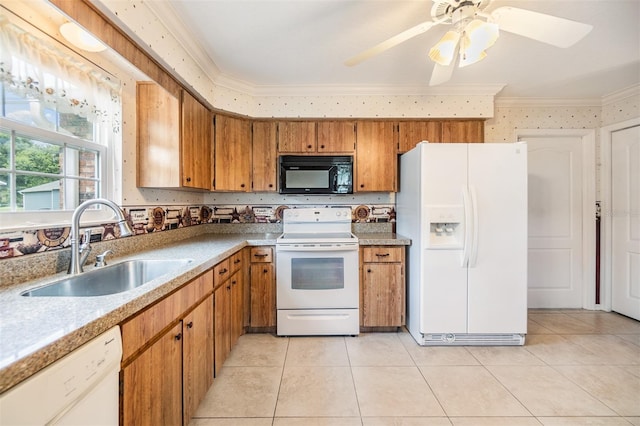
[157,0,640,100]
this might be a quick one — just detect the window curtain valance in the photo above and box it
[0,17,121,133]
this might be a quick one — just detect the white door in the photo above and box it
[524,135,586,308]
[611,125,640,320]
[467,143,528,333]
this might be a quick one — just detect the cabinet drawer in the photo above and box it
[214,258,231,287]
[362,246,403,263]
[230,250,243,274]
[121,269,213,361]
[250,247,273,263]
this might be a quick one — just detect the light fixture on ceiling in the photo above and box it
[428,7,499,69]
[60,22,106,53]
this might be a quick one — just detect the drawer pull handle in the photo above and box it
[186,321,193,329]
[375,253,390,257]
[234,259,241,264]
[254,253,269,258]
[219,268,228,274]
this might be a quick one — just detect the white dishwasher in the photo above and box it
[0,326,122,426]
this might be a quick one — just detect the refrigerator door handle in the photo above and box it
[462,186,472,267]
[469,185,479,267]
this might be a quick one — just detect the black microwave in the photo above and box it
[279,155,353,194]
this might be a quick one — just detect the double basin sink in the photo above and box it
[21,259,193,297]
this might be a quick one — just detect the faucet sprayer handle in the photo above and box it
[95,250,113,267]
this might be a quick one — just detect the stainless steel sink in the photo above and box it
[21,259,193,297]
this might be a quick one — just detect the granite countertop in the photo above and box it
[0,231,409,394]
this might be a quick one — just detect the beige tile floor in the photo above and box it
[190,310,640,426]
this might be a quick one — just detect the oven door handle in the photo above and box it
[276,244,359,252]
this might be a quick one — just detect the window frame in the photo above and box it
[0,117,115,232]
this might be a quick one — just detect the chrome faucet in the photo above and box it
[68,198,133,274]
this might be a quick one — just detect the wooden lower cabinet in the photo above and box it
[214,281,231,376]
[360,246,405,329]
[122,322,183,426]
[183,296,214,425]
[249,247,276,330]
[214,250,246,376]
[120,271,214,426]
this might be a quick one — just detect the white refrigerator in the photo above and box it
[397,142,528,345]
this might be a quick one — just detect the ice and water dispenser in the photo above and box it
[425,205,465,249]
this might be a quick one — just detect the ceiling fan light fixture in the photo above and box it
[458,19,499,67]
[428,30,460,66]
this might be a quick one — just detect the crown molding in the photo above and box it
[494,97,602,107]
[602,83,640,106]
[143,0,221,84]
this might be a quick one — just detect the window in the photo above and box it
[0,11,120,222]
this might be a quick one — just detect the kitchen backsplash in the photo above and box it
[0,203,395,260]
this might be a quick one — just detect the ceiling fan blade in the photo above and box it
[490,6,593,48]
[429,44,458,86]
[345,20,437,66]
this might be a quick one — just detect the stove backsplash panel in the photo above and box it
[0,203,395,260]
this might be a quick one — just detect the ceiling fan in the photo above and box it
[345,0,593,86]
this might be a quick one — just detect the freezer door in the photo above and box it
[420,143,469,334]
[467,143,528,334]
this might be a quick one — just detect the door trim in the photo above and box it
[599,117,640,312]
[514,129,597,310]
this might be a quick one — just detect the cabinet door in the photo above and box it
[122,322,183,426]
[441,120,484,143]
[317,121,356,153]
[362,263,404,327]
[278,121,316,153]
[181,91,212,189]
[230,269,244,347]
[183,295,214,426]
[355,121,397,192]
[398,121,442,153]
[252,121,278,191]
[214,283,231,376]
[250,263,275,328]
[137,82,180,188]
[214,115,252,191]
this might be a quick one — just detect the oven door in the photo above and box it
[276,244,359,309]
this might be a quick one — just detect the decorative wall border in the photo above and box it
[0,203,395,260]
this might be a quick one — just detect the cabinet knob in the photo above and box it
[175,333,182,341]
[263,268,268,273]
[232,279,237,285]
[367,269,372,273]
[360,184,364,188]
[320,144,325,149]
[268,184,273,188]
[186,321,193,329]
[241,183,245,188]
[227,285,231,290]
[307,144,313,149]
[186,177,191,183]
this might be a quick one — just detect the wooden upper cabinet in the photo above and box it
[136,82,180,188]
[355,121,397,192]
[252,121,278,192]
[398,121,442,153]
[441,120,485,143]
[317,121,356,153]
[214,115,251,191]
[181,91,212,190]
[277,121,317,153]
